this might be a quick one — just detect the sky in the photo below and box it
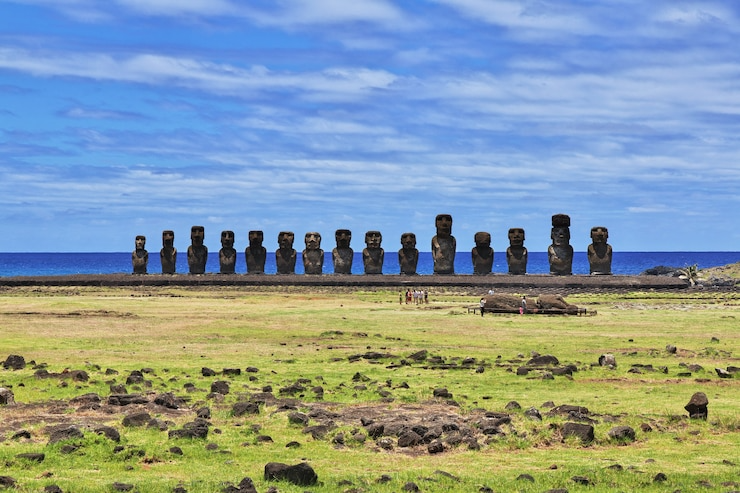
[1,0,739,253]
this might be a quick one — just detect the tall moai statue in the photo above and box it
[587,226,613,275]
[303,231,324,275]
[160,230,177,274]
[432,213,456,274]
[362,230,384,274]
[398,232,419,275]
[332,229,353,274]
[187,225,208,274]
[471,231,493,275]
[219,230,237,274]
[276,231,297,274]
[132,235,148,274]
[245,230,266,274]
[506,228,528,275]
[548,214,573,275]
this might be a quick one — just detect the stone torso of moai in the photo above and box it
[432,214,456,274]
[160,230,177,274]
[132,235,148,274]
[219,230,236,274]
[302,232,324,275]
[245,230,267,274]
[398,232,419,275]
[471,231,493,275]
[362,230,384,274]
[548,214,573,275]
[187,225,208,274]
[506,228,528,275]
[275,231,297,274]
[587,226,613,275]
[332,229,353,274]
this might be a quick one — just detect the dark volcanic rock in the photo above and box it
[0,476,17,488]
[95,426,121,442]
[153,392,183,409]
[48,425,84,444]
[232,401,260,417]
[264,462,318,486]
[527,354,559,365]
[3,354,26,370]
[562,422,594,443]
[168,419,209,439]
[685,392,708,419]
[16,452,45,462]
[608,425,636,442]
[108,393,149,406]
[210,380,230,395]
[122,411,151,427]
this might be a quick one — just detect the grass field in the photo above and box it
[0,286,738,492]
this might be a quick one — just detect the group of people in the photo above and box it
[402,289,428,304]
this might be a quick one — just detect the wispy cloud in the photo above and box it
[1,0,739,252]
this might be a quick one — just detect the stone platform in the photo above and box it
[0,273,688,293]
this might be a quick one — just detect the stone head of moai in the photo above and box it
[435,214,453,238]
[474,231,491,248]
[335,229,352,249]
[590,226,609,244]
[278,231,295,250]
[304,232,321,250]
[400,232,416,249]
[135,235,146,251]
[162,230,175,248]
[365,230,382,249]
[221,230,235,249]
[191,226,205,246]
[508,228,525,247]
[550,214,571,246]
[248,230,264,247]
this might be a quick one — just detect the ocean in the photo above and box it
[1,251,738,277]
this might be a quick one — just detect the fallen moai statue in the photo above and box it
[478,294,593,316]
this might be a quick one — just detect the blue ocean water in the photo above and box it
[1,251,738,277]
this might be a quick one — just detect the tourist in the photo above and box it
[521,296,527,315]
[480,298,486,317]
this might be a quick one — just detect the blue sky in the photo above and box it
[1,0,739,253]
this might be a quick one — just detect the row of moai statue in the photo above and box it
[132,214,613,275]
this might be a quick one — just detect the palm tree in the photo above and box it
[678,264,702,286]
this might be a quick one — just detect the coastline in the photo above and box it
[0,273,691,293]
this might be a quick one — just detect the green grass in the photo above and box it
[0,286,738,492]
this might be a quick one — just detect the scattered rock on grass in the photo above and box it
[684,392,708,420]
[264,462,318,486]
[0,388,14,405]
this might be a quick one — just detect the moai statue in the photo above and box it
[471,231,493,275]
[187,225,208,274]
[362,230,384,274]
[132,235,148,274]
[506,228,528,275]
[398,232,419,275]
[303,231,324,275]
[548,214,573,275]
[276,231,297,274]
[160,230,177,274]
[245,230,266,274]
[332,229,353,274]
[587,226,613,275]
[219,230,236,274]
[431,214,456,274]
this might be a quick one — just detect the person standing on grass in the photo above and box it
[480,298,486,317]
[521,295,527,315]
